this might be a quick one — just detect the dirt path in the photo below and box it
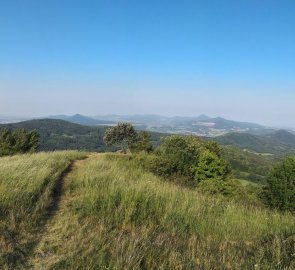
[26,156,92,269]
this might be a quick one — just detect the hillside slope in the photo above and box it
[1,152,294,269]
[266,129,295,145]
[221,145,275,184]
[0,119,110,151]
[214,132,295,155]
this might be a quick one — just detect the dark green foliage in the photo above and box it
[144,135,231,187]
[104,123,137,152]
[136,135,259,203]
[0,129,13,156]
[143,154,173,178]
[261,156,295,212]
[205,140,222,157]
[131,131,153,153]
[197,178,261,204]
[194,150,231,183]
[156,135,204,177]
[0,128,39,156]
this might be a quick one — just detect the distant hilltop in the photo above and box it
[49,114,276,137]
[1,113,294,137]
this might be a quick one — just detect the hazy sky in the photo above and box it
[0,0,295,127]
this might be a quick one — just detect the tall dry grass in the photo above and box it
[32,154,295,270]
[0,151,87,269]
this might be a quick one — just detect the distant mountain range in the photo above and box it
[48,114,114,126]
[49,114,278,137]
[1,118,295,156]
[1,113,294,138]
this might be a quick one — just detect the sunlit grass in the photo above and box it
[0,151,87,269]
[32,153,295,270]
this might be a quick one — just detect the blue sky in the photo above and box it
[0,0,295,127]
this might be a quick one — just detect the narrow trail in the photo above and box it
[26,155,93,269]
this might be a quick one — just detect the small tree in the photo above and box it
[261,156,295,212]
[12,128,39,153]
[0,128,39,156]
[0,128,14,156]
[131,131,153,153]
[156,135,204,177]
[194,150,231,184]
[104,123,137,153]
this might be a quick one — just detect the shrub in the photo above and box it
[194,150,231,185]
[156,135,204,178]
[197,178,261,205]
[143,135,231,188]
[130,131,153,153]
[261,156,295,212]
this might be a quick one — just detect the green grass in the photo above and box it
[236,178,261,187]
[30,153,295,270]
[0,151,87,269]
[1,152,294,269]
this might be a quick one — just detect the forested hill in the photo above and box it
[0,119,108,151]
[214,131,295,155]
[0,119,164,152]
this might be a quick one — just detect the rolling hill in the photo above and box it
[0,119,164,152]
[0,119,110,151]
[266,129,295,145]
[214,131,295,155]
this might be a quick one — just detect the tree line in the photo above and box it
[0,128,39,156]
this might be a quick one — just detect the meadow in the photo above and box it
[0,151,87,269]
[0,152,294,269]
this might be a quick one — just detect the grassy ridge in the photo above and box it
[0,151,87,269]
[32,154,295,269]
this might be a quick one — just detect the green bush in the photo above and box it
[0,128,39,156]
[137,135,231,189]
[130,131,153,153]
[261,156,295,212]
[194,150,231,184]
[197,178,261,205]
[156,135,205,178]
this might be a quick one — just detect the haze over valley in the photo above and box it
[1,113,293,137]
